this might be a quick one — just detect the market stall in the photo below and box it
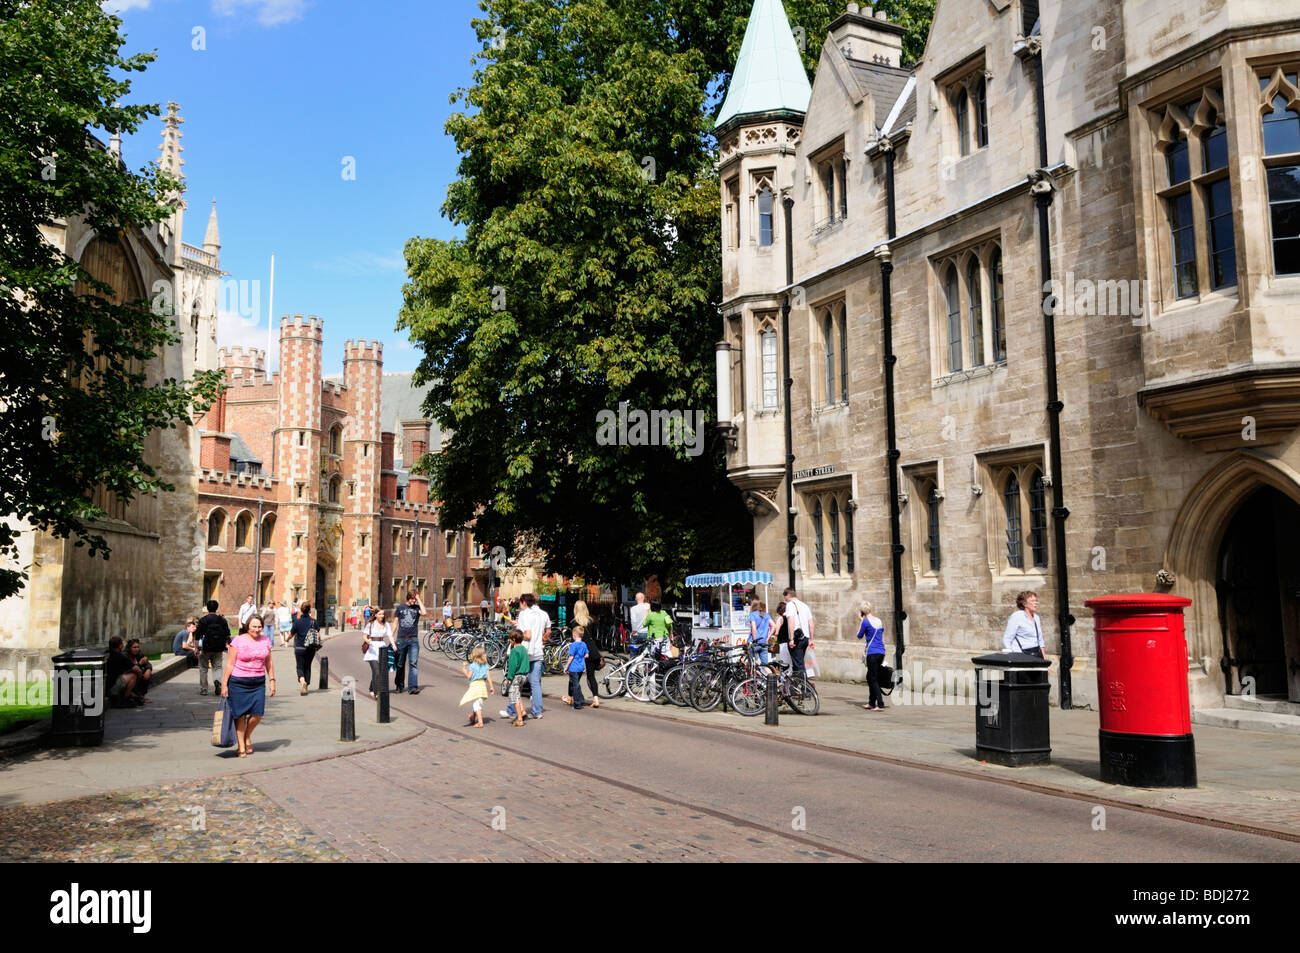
[683,570,772,648]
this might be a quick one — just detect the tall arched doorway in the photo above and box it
[1165,453,1300,705]
[1216,486,1300,699]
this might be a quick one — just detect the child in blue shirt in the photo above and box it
[563,629,589,710]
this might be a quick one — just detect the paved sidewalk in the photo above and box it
[563,663,1300,839]
[0,635,417,808]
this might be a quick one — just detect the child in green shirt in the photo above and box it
[503,628,530,726]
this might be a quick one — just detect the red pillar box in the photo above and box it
[1083,594,1197,788]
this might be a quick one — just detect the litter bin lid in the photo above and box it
[971,651,1051,668]
[52,648,108,665]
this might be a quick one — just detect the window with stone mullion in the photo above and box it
[1004,472,1023,570]
[944,266,962,373]
[1028,471,1048,568]
[812,497,825,575]
[926,484,941,572]
[829,496,841,574]
[1261,80,1300,276]
[823,310,835,406]
[760,325,779,409]
[991,249,1007,363]
[966,257,984,367]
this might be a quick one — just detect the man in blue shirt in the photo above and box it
[392,591,427,694]
[172,618,198,663]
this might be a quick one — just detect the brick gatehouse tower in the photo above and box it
[195,315,484,622]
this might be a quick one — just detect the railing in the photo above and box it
[181,243,216,268]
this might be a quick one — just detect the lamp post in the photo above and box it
[253,494,264,606]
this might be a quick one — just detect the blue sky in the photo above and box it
[107,0,485,376]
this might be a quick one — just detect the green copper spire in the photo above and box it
[715,0,812,130]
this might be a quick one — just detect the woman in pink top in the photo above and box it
[222,615,277,757]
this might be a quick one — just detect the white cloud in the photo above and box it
[311,250,406,277]
[102,0,153,13]
[212,0,307,27]
[216,309,279,371]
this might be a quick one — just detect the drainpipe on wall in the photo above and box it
[879,143,906,678]
[781,194,797,592]
[1027,39,1075,709]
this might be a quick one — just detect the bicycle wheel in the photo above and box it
[785,675,820,715]
[662,666,689,707]
[598,663,627,699]
[625,659,658,702]
[729,677,767,716]
[422,630,439,653]
[689,666,724,713]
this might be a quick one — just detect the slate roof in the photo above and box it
[845,57,914,131]
[228,432,259,463]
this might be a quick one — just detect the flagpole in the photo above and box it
[266,253,275,382]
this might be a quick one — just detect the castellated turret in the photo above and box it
[217,346,266,379]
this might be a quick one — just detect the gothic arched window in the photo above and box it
[812,498,824,575]
[757,186,774,247]
[1004,472,1023,569]
[944,265,962,373]
[967,257,984,367]
[1028,470,1048,567]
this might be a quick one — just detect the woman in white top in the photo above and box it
[275,602,293,644]
[362,609,396,699]
[1002,590,1045,658]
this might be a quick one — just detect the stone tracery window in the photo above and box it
[1260,70,1300,276]
[800,486,854,579]
[933,241,1005,380]
[1153,87,1239,298]
[759,316,779,410]
[753,172,776,248]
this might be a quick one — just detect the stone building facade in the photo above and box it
[195,321,484,621]
[0,104,221,668]
[718,0,1300,714]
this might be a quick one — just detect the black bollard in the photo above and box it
[764,672,780,725]
[340,676,357,741]
[377,645,391,723]
[318,654,329,690]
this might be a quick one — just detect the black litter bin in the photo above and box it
[971,652,1051,766]
[50,648,108,747]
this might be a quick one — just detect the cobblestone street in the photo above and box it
[0,776,345,863]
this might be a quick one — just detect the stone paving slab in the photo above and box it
[0,636,415,808]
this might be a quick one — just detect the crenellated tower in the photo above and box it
[217,346,266,381]
[341,338,384,606]
[276,314,324,606]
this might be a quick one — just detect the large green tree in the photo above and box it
[399,0,933,591]
[0,0,223,599]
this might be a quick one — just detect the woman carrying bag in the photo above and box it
[362,608,395,699]
[289,602,322,695]
[223,615,276,757]
[857,601,887,711]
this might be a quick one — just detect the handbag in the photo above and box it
[304,623,322,649]
[879,664,896,696]
[212,698,236,748]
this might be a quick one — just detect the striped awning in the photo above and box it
[685,571,773,587]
